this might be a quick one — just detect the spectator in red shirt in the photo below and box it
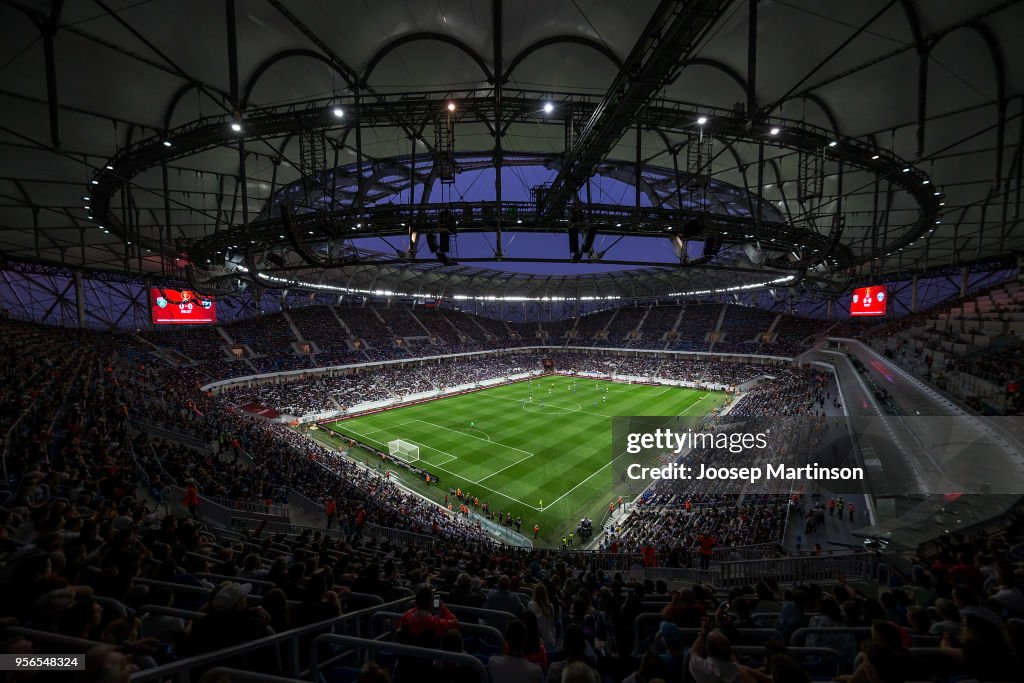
[397,586,458,648]
[698,533,716,570]
[949,553,984,594]
[182,482,199,519]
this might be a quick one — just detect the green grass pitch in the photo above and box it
[310,374,728,546]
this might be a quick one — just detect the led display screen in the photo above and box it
[151,288,216,324]
[849,285,887,317]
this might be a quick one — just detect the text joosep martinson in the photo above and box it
[622,428,865,484]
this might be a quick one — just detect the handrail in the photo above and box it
[137,605,206,621]
[203,668,304,683]
[196,573,276,593]
[791,627,872,647]
[203,494,290,519]
[129,596,413,682]
[309,634,489,683]
[442,604,520,630]
[2,627,99,654]
[147,439,179,487]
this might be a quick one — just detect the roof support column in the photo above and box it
[635,123,642,219]
[916,49,929,157]
[74,269,84,329]
[746,0,758,116]
[161,162,172,278]
[493,0,503,259]
[37,0,65,149]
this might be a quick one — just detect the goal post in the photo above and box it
[388,439,421,464]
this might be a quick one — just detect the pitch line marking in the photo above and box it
[542,460,613,510]
[312,425,542,510]
[410,418,531,456]
[474,449,541,485]
[334,424,461,468]
[478,392,619,418]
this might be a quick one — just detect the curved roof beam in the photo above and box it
[361,33,494,86]
[163,81,204,132]
[782,92,842,136]
[931,21,1008,185]
[671,58,749,100]
[501,36,624,84]
[241,49,355,109]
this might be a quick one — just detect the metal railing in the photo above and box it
[309,634,488,683]
[204,494,290,519]
[715,552,876,587]
[129,597,412,682]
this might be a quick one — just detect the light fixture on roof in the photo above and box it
[105,164,114,170]
[543,102,554,114]
[82,195,90,201]
[871,154,880,160]
[939,201,945,206]
[922,179,930,184]
[332,106,344,118]
[90,179,99,185]
[162,139,172,148]
[696,116,707,125]
[769,127,780,136]
[447,102,456,112]
[828,140,838,147]
[902,167,910,173]
[933,191,941,196]
[230,121,242,132]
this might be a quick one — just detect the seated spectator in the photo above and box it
[487,619,543,683]
[397,587,458,648]
[185,582,272,656]
[546,625,597,683]
[519,610,549,671]
[622,650,667,683]
[482,575,524,616]
[527,583,557,652]
[689,629,740,683]
[424,628,478,683]
[939,614,1020,681]
[447,572,486,608]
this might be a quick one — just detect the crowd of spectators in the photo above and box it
[6,314,1024,683]
[630,306,681,349]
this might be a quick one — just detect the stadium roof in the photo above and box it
[0,0,1021,301]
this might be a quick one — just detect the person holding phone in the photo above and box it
[397,586,459,648]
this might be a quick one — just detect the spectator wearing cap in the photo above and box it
[184,582,271,655]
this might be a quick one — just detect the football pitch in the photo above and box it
[312,374,728,546]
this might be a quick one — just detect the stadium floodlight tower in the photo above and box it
[388,439,420,464]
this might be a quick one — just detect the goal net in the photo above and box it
[388,439,421,464]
